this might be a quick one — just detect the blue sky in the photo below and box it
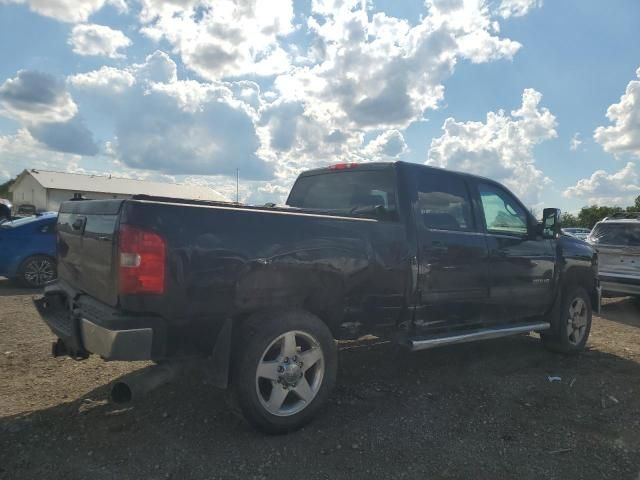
[1,0,639,210]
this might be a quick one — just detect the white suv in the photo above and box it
[588,213,640,297]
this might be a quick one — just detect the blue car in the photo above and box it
[0,212,58,287]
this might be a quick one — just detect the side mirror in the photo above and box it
[542,208,561,239]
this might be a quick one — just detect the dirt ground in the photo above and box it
[1,278,640,480]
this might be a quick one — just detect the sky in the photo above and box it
[0,0,639,211]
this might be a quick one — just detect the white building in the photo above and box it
[9,169,227,212]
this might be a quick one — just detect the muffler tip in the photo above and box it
[111,382,132,404]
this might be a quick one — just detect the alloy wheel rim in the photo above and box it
[567,297,588,345]
[255,330,324,417]
[24,259,55,286]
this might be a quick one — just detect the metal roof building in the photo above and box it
[9,169,227,212]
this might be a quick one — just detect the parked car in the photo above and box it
[35,162,599,433]
[562,227,591,241]
[0,212,58,287]
[587,212,640,297]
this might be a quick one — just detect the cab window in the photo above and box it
[416,172,474,231]
[287,169,397,219]
[478,183,528,235]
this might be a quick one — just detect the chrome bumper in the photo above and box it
[81,319,153,361]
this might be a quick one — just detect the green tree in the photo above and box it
[560,212,580,227]
[577,205,623,229]
[0,179,14,201]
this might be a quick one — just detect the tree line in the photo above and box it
[0,179,13,200]
[561,196,640,229]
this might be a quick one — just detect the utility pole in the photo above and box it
[236,168,239,203]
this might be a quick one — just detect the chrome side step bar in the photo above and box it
[409,322,550,352]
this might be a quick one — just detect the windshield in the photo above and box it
[287,169,397,216]
[589,223,640,246]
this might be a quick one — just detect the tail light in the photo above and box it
[118,224,166,295]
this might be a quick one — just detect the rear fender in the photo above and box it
[234,265,347,333]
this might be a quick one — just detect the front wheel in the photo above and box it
[232,310,337,434]
[541,286,592,354]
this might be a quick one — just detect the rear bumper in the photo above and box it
[34,281,165,361]
[80,319,153,360]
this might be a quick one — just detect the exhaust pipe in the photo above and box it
[110,362,193,404]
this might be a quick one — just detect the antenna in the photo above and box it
[236,168,239,203]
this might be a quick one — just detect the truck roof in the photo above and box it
[298,161,503,186]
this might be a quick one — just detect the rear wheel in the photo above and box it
[17,255,56,288]
[541,286,592,354]
[232,310,337,434]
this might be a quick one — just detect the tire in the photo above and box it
[17,255,57,288]
[232,310,337,434]
[541,286,592,354]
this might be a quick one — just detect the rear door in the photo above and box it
[473,181,555,320]
[57,200,122,306]
[412,169,491,333]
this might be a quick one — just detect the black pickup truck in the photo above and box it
[35,161,600,433]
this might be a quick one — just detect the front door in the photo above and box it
[413,170,491,334]
[474,181,555,321]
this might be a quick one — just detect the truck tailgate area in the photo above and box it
[57,199,123,307]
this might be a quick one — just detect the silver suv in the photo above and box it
[588,213,640,297]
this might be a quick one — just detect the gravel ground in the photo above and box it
[1,277,640,480]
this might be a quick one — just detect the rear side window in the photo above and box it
[416,172,474,231]
[287,170,397,216]
[478,183,528,235]
[590,223,640,246]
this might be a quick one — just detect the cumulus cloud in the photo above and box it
[133,50,177,83]
[0,70,77,123]
[248,0,524,188]
[0,70,98,156]
[68,66,135,93]
[564,162,640,205]
[138,0,295,79]
[498,0,543,18]
[1,0,126,23]
[0,128,84,177]
[426,88,557,204]
[361,130,408,160]
[69,24,131,59]
[69,51,273,180]
[28,118,98,156]
[0,1,542,202]
[594,67,640,157]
